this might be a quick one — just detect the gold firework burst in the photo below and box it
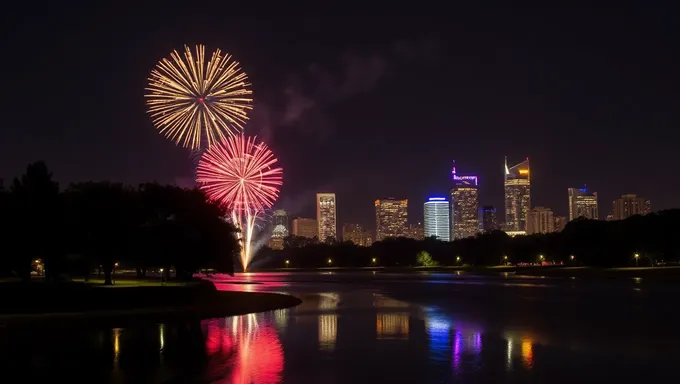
[145,45,253,150]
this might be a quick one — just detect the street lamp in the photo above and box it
[503,255,508,265]
[327,258,332,266]
[570,255,575,261]
[371,257,377,264]
[456,256,461,265]
[285,260,290,267]
[634,253,640,266]
[539,254,544,264]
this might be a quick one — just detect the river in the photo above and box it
[1,271,677,383]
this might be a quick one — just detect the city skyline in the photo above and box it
[278,159,654,238]
[2,6,679,232]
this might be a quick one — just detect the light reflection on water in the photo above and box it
[1,272,677,382]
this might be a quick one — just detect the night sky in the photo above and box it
[1,5,678,230]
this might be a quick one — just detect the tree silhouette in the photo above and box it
[254,212,680,269]
[0,163,240,282]
[10,162,61,281]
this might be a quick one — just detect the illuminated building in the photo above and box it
[554,215,567,232]
[342,224,373,246]
[292,217,317,239]
[272,209,288,229]
[568,186,598,220]
[611,194,651,220]
[526,207,554,235]
[404,223,424,240]
[424,197,450,241]
[479,205,498,233]
[450,161,479,239]
[375,198,408,241]
[504,157,531,231]
[316,193,337,242]
[268,209,288,250]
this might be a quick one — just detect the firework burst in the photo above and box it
[145,44,253,150]
[196,135,283,271]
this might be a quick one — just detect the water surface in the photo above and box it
[1,271,677,383]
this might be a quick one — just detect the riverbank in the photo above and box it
[261,265,680,279]
[0,279,301,328]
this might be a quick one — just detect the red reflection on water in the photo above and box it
[205,320,235,355]
[203,317,284,384]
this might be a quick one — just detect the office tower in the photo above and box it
[480,206,498,233]
[504,157,531,232]
[554,216,567,232]
[404,223,424,240]
[342,224,373,246]
[526,207,555,235]
[611,194,652,220]
[424,197,450,241]
[292,217,318,239]
[450,161,479,239]
[375,198,408,241]
[273,209,288,230]
[568,186,599,221]
[317,193,337,242]
[268,209,289,250]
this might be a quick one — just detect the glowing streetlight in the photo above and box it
[634,253,640,266]
[285,260,290,267]
[456,256,461,265]
[327,258,332,265]
[539,254,544,263]
[570,255,575,261]
[503,255,508,260]
[371,257,377,264]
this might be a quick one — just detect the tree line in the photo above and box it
[256,210,680,269]
[0,162,239,284]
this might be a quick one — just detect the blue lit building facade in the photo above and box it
[424,197,450,241]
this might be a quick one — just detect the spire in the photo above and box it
[504,156,510,175]
[452,160,457,176]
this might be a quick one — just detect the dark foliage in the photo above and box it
[0,162,239,283]
[256,212,680,269]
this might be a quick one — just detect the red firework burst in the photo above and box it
[196,135,283,213]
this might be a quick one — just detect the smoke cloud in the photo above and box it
[251,38,441,143]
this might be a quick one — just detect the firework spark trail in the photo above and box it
[145,45,253,150]
[196,135,283,271]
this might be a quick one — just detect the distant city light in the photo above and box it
[428,197,446,201]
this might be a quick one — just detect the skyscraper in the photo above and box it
[375,198,408,241]
[404,224,424,240]
[273,209,288,229]
[504,157,531,232]
[611,194,651,220]
[317,193,337,242]
[342,224,373,246]
[480,206,498,233]
[268,209,289,250]
[568,186,598,221]
[424,197,450,241]
[292,217,317,239]
[526,207,555,235]
[450,161,479,239]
